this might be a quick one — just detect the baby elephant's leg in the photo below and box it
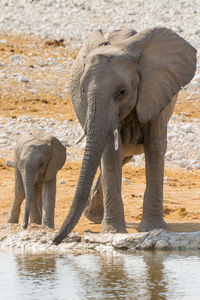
[42,177,56,228]
[7,167,25,223]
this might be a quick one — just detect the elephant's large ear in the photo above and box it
[45,137,66,182]
[125,27,197,123]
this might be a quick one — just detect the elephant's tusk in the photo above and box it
[75,132,85,145]
[114,128,119,151]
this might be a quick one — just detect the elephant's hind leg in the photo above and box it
[84,174,104,224]
[84,156,132,224]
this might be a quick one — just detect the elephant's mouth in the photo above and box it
[120,108,143,145]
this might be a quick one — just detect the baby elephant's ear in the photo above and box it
[125,27,197,123]
[45,137,66,182]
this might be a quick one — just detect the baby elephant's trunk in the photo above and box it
[22,203,30,229]
[22,177,34,229]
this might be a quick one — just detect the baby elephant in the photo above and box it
[7,129,66,229]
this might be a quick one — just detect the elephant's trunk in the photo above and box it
[53,99,108,244]
[22,174,35,229]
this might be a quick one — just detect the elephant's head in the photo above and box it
[17,130,66,229]
[53,27,196,244]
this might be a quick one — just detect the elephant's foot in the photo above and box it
[7,213,19,224]
[101,219,127,233]
[42,217,54,228]
[7,219,19,224]
[30,216,42,225]
[137,216,168,232]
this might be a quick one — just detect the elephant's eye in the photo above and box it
[119,89,126,95]
[115,88,127,100]
[81,87,86,94]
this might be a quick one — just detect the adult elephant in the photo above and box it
[53,27,196,244]
[7,129,66,229]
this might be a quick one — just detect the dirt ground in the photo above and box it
[0,33,200,234]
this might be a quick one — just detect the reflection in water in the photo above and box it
[143,252,167,300]
[16,254,56,277]
[164,255,200,299]
[0,249,200,299]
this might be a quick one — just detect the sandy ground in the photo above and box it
[0,33,200,235]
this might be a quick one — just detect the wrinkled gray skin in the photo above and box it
[7,129,66,229]
[53,27,196,244]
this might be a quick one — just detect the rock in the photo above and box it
[19,75,29,83]
[83,233,114,244]
[95,245,114,252]
[186,165,193,170]
[59,179,66,184]
[155,239,170,250]
[65,232,81,243]
[181,123,193,133]
[1,227,200,253]
[47,57,56,65]
[9,54,21,63]
[163,177,168,183]
[194,164,200,170]
[112,233,148,249]
[0,39,8,44]
[29,89,38,94]
[5,160,15,168]
[180,160,190,168]
[0,138,7,144]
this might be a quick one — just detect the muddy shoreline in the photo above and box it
[1,225,200,254]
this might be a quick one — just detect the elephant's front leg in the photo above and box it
[138,117,168,232]
[42,177,56,228]
[101,133,127,233]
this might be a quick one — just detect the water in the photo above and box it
[0,250,200,300]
